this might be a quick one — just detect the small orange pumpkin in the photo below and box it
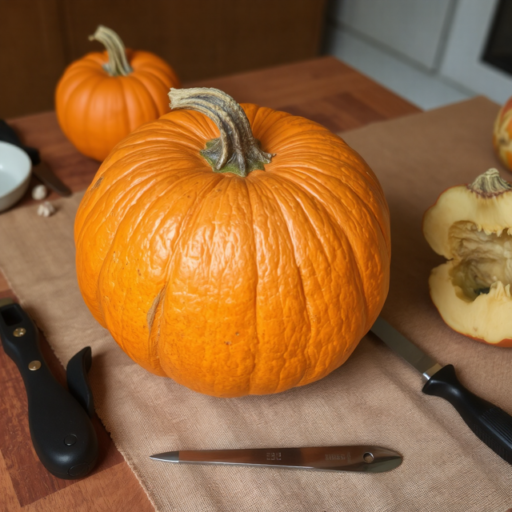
[56,25,180,161]
[493,98,512,171]
[74,87,391,397]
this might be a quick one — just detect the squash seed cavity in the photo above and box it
[448,221,512,301]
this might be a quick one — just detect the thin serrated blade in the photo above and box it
[371,317,442,381]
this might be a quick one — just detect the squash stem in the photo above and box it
[89,25,133,77]
[168,87,274,177]
[468,168,512,198]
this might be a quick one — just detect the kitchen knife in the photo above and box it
[150,445,402,473]
[32,160,72,197]
[0,119,71,196]
[0,298,98,479]
[371,317,512,464]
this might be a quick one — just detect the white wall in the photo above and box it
[326,0,512,107]
[440,0,512,104]
[328,0,456,70]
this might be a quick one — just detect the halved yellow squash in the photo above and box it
[423,169,512,346]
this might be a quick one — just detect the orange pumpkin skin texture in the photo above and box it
[74,88,391,397]
[56,27,180,162]
[493,97,512,171]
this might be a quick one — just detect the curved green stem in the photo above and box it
[89,25,133,77]
[169,87,274,177]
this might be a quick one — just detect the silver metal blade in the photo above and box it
[371,317,442,381]
[32,161,72,197]
[151,451,179,463]
[150,445,402,473]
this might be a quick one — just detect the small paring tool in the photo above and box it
[150,445,402,473]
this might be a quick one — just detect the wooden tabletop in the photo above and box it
[0,56,420,511]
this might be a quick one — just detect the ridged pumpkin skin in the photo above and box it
[74,102,391,397]
[56,49,180,161]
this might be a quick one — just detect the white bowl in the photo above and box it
[0,141,32,213]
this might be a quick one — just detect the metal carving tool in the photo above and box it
[150,445,402,473]
[371,317,512,464]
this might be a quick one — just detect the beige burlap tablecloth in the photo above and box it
[0,96,511,511]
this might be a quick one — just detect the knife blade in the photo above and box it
[32,159,72,196]
[150,445,402,473]
[371,317,512,464]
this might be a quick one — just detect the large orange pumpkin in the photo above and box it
[74,87,391,397]
[56,25,180,161]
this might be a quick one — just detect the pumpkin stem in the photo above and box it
[468,168,512,198]
[89,25,133,77]
[168,87,274,177]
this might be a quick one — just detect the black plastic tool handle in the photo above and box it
[0,302,98,479]
[423,365,512,464]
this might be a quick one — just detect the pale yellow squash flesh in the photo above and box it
[423,169,512,346]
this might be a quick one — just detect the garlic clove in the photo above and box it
[37,201,56,217]
[32,184,48,201]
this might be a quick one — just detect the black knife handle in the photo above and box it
[423,365,512,464]
[0,302,98,479]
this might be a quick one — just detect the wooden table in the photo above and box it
[0,56,419,511]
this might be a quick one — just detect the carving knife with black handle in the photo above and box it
[371,317,512,464]
[0,119,71,196]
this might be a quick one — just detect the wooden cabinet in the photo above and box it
[0,0,326,118]
[0,0,67,119]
